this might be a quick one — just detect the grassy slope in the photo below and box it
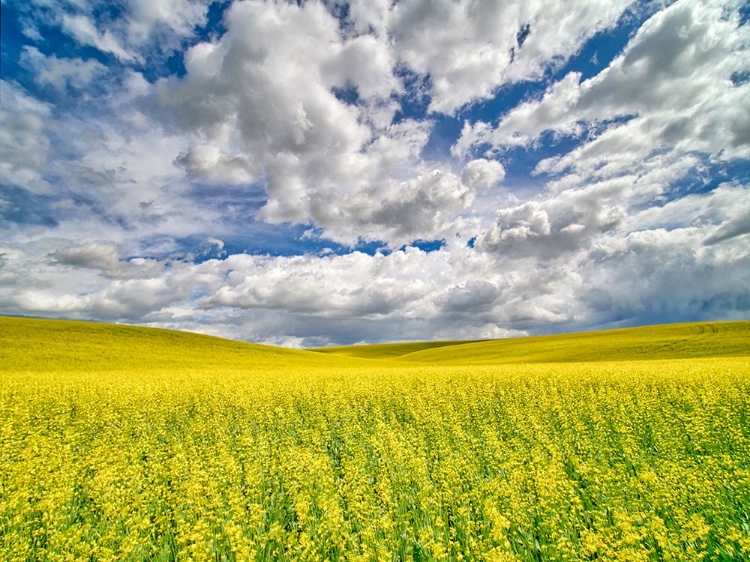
[316,321,750,364]
[312,339,486,359]
[2,317,748,371]
[0,316,366,372]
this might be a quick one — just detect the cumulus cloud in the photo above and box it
[10,0,215,62]
[461,158,506,190]
[0,80,52,195]
[1,235,578,344]
[3,182,749,345]
[2,0,749,346]
[0,77,224,249]
[176,144,257,185]
[150,0,501,245]
[50,242,169,279]
[475,180,625,259]
[701,185,750,245]
[308,167,479,245]
[21,47,107,91]
[456,0,750,169]
[153,1,374,218]
[52,242,122,274]
[389,0,635,114]
[580,226,750,326]
[454,0,750,290]
[61,14,137,62]
[203,251,425,318]
[126,0,211,47]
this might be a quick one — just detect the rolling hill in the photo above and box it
[1,316,748,372]
[2,315,749,560]
[315,321,750,363]
[0,316,357,372]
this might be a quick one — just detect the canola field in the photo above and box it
[1,318,750,561]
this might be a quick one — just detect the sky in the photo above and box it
[1,0,749,347]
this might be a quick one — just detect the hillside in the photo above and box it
[2,317,748,372]
[312,339,486,359]
[2,316,750,560]
[315,321,750,363]
[0,316,360,372]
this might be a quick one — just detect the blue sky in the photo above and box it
[1,0,749,346]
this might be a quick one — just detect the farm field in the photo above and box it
[315,321,750,363]
[1,317,750,561]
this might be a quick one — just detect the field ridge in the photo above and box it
[0,316,369,372]
[1,316,748,371]
[316,320,750,363]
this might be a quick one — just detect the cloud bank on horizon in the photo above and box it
[1,0,748,347]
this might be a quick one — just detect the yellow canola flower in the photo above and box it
[1,316,749,561]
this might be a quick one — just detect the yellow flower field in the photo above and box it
[1,318,749,561]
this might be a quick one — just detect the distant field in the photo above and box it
[313,339,487,360]
[2,316,750,561]
[0,316,365,373]
[315,321,750,363]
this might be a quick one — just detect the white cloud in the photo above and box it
[150,0,496,246]
[127,0,210,46]
[176,144,257,185]
[461,158,506,190]
[0,239,564,344]
[5,176,747,344]
[50,242,169,279]
[11,0,214,63]
[0,81,52,195]
[323,33,400,100]
[456,0,750,168]
[52,242,121,273]
[475,179,625,259]
[153,0,372,210]
[21,47,107,91]
[579,224,750,326]
[453,0,750,295]
[308,167,477,245]
[61,14,137,62]
[389,0,635,114]
[2,0,749,346]
[454,72,586,156]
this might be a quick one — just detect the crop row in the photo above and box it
[2,359,749,561]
